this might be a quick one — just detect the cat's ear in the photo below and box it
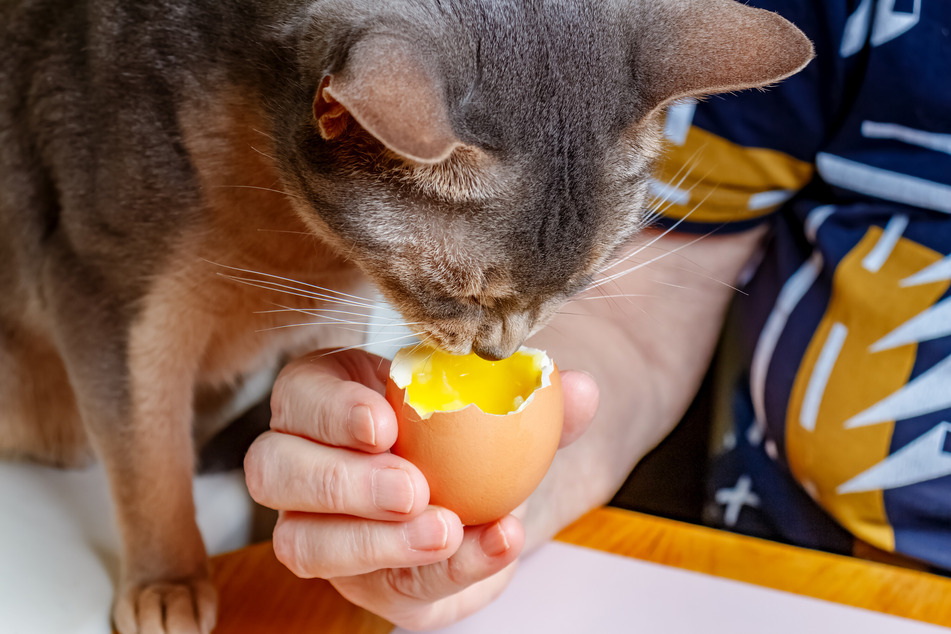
[638,0,814,107]
[314,37,460,164]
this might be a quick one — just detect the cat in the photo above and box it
[0,0,812,632]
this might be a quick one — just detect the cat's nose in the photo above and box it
[471,341,515,362]
[472,312,532,360]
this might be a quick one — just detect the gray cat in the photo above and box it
[0,0,812,632]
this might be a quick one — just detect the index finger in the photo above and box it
[270,349,398,452]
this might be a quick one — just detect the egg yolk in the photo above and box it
[405,348,542,416]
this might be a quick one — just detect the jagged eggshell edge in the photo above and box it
[386,347,563,525]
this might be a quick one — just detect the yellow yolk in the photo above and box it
[405,348,542,416]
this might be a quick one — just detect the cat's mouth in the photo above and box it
[401,306,540,361]
[419,329,525,361]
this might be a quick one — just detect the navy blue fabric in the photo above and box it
[664,0,951,572]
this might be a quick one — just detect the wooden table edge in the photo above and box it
[208,507,951,632]
[554,507,951,628]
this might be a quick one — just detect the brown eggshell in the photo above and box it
[386,362,563,526]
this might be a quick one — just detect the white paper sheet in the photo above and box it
[0,461,253,634]
[394,541,948,634]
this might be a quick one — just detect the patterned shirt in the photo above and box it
[655,0,951,571]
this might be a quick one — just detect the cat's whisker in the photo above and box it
[670,263,746,294]
[650,280,690,290]
[317,333,422,358]
[260,312,420,333]
[254,304,419,333]
[574,293,656,301]
[250,127,276,141]
[409,334,435,355]
[212,184,308,202]
[256,321,377,333]
[585,242,709,294]
[582,283,657,318]
[423,341,440,364]
[628,148,706,234]
[256,322,414,335]
[588,228,728,296]
[256,305,421,328]
[218,274,376,309]
[554,309,616,319]
[267,320,419,333]
[555,307,649,321]
[587,231,708,291]
[600,251,746,296]
[586,187,716,291]
[583,280,628,313]
[613,238,749,294]
[211,261,378,305]
[651,161,715,220]
[647,145,706,206]
[255,228,313,236]
[215,269,378,307]
[658,143,705,188]
[249,145,277,161]
[543,322,568,339]
[641,189,691,226]
[594,172,706,279]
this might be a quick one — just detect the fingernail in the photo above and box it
[371,468,415,514]
[403,510,449,551]
[480,521,511,557]
[348,405,375,446]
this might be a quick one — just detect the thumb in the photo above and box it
[557,370,599,448]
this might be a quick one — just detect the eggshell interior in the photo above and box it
[387,347,563,526]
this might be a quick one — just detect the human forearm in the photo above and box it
[520,227,765,548]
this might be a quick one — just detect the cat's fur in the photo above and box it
[0,0,812,631]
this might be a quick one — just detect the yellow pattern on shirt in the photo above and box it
[785,228,949,552]
[656,125,814,224]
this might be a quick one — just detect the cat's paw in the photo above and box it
[113,577,217,634]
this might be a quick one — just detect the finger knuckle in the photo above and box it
[315,460,349,514]
[272,520,310,578]
[341,520,387,574]
[350,519,377,558]
[384,566,429,600]
[313,382,358,442]
[269,370,297,430]
[444,553,470,588]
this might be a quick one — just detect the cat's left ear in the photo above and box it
[314,36,460,164]
[636,0,815,108]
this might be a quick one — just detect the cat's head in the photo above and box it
[276,0,812,359]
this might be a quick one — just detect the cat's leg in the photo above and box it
[47,274,217,634]
[111,313,216,634]
[117,310,222,634]
[0,320,92,468]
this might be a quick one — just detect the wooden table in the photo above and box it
[209,507,951,632]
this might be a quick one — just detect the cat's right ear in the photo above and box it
[314,37,460,164]
[636,0,815,108]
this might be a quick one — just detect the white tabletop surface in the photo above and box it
[0,460,253,634]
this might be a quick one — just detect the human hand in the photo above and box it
[244,348,598,630]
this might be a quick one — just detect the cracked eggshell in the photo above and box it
[385,347,563,526]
